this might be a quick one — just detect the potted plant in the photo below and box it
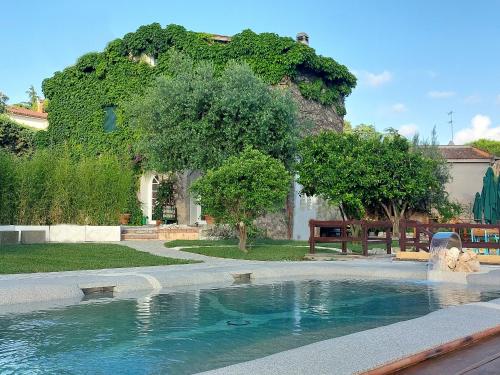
[152,203,164,226]
[119,213,132,225]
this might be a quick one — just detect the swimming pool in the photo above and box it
[1,278,499,374]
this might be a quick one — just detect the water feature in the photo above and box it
[428,232,480,284]
[1,278,499,374]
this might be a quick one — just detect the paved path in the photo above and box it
[123,240,230,263]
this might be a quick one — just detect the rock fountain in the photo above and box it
[427,232,481,284]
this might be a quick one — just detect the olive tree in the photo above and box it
[128,53,299,173]
[190,148,291,251]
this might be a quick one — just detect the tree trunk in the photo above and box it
[380,201,407,238]
[238,222,248,252]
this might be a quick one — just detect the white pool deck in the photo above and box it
[0,240,499,375]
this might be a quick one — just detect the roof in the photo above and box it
[6,106,48,119]
[209,34,232,43]
[437,145,497,161]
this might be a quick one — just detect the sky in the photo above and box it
[2,0,500,144]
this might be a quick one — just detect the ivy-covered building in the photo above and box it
[41,23,356,236]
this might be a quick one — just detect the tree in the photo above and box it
[127,53,300,173]
[190,148,291,251]
[297,130,452,235]
[26,85,39,110]
[0,91,8,114]
[469,139,500,157]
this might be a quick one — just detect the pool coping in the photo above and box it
[0,254,499,374]
[197,298,500,375]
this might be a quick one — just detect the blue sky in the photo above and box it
[2,0,500,144]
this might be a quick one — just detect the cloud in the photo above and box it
[398,124,418,138]
[428,90,456,99]
[364,70,392,87]
[391,103,407,113]
[455,114,500,144]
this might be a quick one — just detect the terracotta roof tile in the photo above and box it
[6,106,48,119]
[438,146,496,160]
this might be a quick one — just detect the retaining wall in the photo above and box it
[0,225,120,243]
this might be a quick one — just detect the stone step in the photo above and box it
[121,233,158,240]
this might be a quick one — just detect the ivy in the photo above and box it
[42,23,356,157]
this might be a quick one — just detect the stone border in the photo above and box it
[197,299,500,375]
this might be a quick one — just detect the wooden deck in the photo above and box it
[392,333,500,374]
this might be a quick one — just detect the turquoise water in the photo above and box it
[0,279,499,374]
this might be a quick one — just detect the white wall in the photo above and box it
[445,161,491,218]
[0,225,120,242]
[7,114,48,130]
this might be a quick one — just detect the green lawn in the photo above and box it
[0,243,197,274]
[165,239,308,248]
[167,239,398,261]
[179,244,312,261]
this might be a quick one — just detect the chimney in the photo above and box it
[36,98,44,113]
[296,32,309,46]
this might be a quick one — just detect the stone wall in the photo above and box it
[279,76,344,133]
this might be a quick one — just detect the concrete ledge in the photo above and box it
[0,225,120,243]
[49,225,86,242]
[197,300,500,375]
[0,231,19,245]
[21,231,46,244]
[85,226,121,242]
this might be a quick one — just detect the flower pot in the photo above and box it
[204,215,215,225]
[120,213,132,225]
[155,219,162,226]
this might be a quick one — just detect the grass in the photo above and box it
[165,239,308,248]
[179,245,312,261]
[167,239,399,261]
[0,243,197,274]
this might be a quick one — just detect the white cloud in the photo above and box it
[455,114,500,144]
[365,70,392,87]
[391,103,407,113]
[398,124,418,138]
[428,90,456,99]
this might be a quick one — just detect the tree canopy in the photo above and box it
[190,148,291,250]
[469,139,500,157]
[128,55,300,172]
[297,130,456,233]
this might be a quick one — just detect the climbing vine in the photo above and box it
[42,23,356,157]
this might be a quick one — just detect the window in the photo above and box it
[103,106,117,133]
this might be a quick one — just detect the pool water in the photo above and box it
[0,279,499,374]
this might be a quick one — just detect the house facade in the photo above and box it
[6,105,48,130]
[438,145,499,220]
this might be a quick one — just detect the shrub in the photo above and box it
[0,149,137,225]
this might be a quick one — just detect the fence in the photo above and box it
[399,220,500,253]
[308,220,393,256]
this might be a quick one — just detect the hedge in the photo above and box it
[0,149,139,225]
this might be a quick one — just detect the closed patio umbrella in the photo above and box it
[482,167,497,224]
[472,192,483,223]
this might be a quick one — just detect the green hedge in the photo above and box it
[42,23,356,158]
[0,115,37,156]
[0,149,138,225]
